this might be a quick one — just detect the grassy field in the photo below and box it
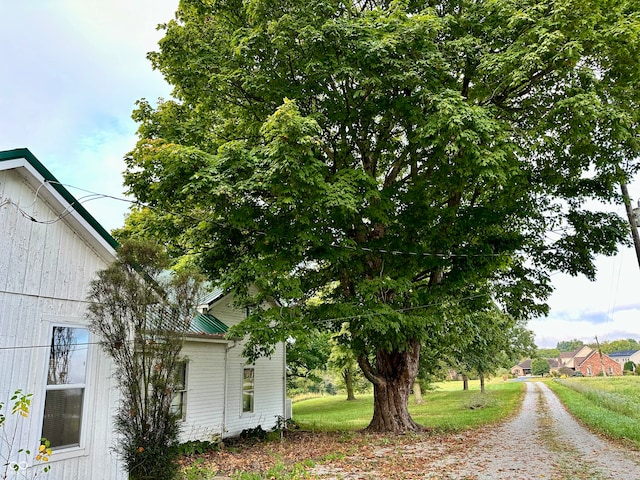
[293,380,524,432]
[548,376,640,447]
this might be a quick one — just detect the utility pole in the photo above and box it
[620,181,640,269]
[594,335,607,377]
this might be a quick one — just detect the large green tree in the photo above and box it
[124,0,639,432]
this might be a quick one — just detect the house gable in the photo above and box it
[0,148,118,260]
[576,351,623,377]
[0,149,124,479]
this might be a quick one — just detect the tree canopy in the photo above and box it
[557,339,585,352]
[124,0,640,432]
[531,358,551,376]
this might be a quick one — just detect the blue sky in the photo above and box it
[2,1,640,349]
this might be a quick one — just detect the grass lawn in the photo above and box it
[293,380,524,432]
[548,376,640,447]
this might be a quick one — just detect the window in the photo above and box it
[170,362,188,421]
[242,368,254,413]
[608,367,614,375]
[42,326,88,449]
[586,366,592,376]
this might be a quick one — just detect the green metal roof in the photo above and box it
[189,313,229,336]
[0,148,119,250]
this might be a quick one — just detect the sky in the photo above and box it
[2,1,640,349]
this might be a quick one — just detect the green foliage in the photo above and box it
[531,358,551,376]
[594,338,640,354]
[285,330,332,389]
[174,439,221,457]
[0,391,52,479]
[178,459,218,480]
[448,308,535,383]
[557,340,585,352]
[624,361,636,372]
[125,0,639,431]
[86,240,206,480]
[536,348,561,358]
[231,461,313,480]
[239,426,268,441]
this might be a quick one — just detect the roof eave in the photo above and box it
[0,148,119,258]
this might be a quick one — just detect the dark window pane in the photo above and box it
[47,327,89,385]
[42,388,84,448]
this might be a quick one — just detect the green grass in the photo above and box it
[293,381,524,432]
[548,377,640,448]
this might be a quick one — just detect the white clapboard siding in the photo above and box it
[0,160,124,480]
[179,341,228,441]
[223,342,286,437]
[186,290,287,439]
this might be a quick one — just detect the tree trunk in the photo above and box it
[462,374,469,391]
[358,340,424,433]
[413,381,424,405]
[343,369,356,401]
[479,373,485,394]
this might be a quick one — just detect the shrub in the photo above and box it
[0,390,52,479]
[240,426,267,441]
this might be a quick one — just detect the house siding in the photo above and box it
[0,167,124,480]
[183,292,286,439]
[223,342,285,437]
[179,341,227,440]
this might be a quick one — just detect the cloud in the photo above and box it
[0,1,177,231]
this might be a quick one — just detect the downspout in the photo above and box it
[283,340,287,421]
[223,340,238,436]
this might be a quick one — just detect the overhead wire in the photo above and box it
[0,291,492,352]
[0,179,578,352]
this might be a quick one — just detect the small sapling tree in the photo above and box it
[0,390,52,480]
[531,358,551,377]
[86,241,204,480]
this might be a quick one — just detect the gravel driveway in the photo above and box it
[310,382,640,479]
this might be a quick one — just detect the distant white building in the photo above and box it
[607,350,640,371]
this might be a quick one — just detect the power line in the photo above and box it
[0,292,492,352]
[8,179,520,260]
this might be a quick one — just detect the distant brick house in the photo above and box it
[511,358,560,376]
[512,346,622,377]
[557,346,622,377]
[575,349,622,377]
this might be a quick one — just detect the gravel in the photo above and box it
[310,381,640,479]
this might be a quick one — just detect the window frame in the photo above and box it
[242,367,255,414]
[170,361,188,422]
[41,323,91,451]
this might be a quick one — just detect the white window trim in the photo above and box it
[172,361,188,422]
[39,318,93,454]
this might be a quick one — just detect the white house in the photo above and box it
[0,148,287,479]
[0,148,123,479]
[180,289,287,441]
